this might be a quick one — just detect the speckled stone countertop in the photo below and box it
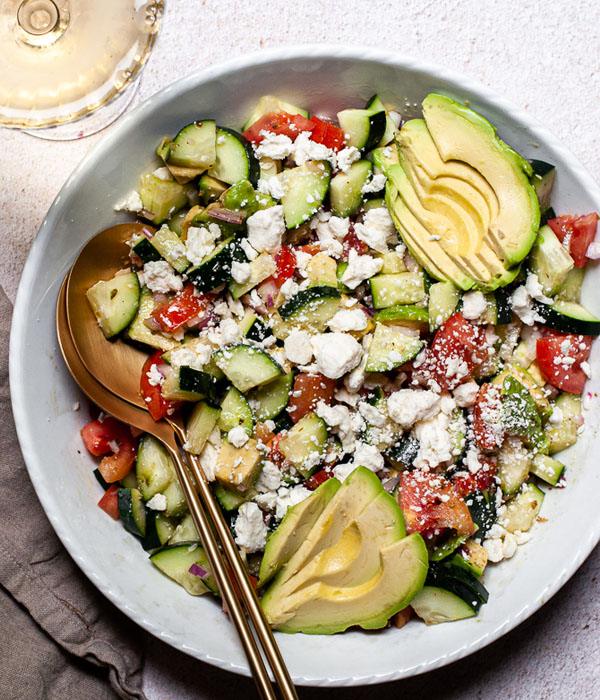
[2,1,599,697]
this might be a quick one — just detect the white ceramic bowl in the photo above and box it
[10,46,600,687]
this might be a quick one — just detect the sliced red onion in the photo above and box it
[189,563,208,578]
[142,226,154,239]
[382,473,401,493]
[586,241,600,259]
[143,317,162,331]
[209,207,245,225]
[139,208,156,220]
[153,292,167,305]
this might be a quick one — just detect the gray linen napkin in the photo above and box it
[0,286,147,700]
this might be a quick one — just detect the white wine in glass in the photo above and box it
[0,0,164,139]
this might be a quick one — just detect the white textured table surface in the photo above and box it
[3,1,600,697]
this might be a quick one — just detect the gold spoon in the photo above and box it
[56,277,281,699]
[62,224,297,699]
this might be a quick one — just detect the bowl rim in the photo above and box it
[9,43,600,686]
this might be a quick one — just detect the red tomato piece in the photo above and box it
[473,383,504,451]
[87,418,137,484]
[417,313,488,391]
[548,213,599,267]
[453,455,498,497]
[97,484,120,520]
[341,229,368,259]
[81,418,119,456]
[296,243,321,256]
[272,246,297,287]
[308,116,346,151]
[140,351,181,421]
[241,111,313,144]
[286,373,336,424]
[304,467,334,491]
[399,471,475,537]
[152,283,211,333]
[536,333,592,393]
[265,433,285,467]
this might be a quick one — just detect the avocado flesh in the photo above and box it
[422,94,540,267]
[261,467,428,634]
[258,477,341,587]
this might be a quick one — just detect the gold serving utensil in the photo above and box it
[61,224,297,700]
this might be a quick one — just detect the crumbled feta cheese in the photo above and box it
[257,175,286,200]
[153,167,172,181]
[279,277,299,300]
[186,224,221,265]
[196,428,221,480]
[328,308,368,333]
[483,525,520,563]
[334,387,360,407]
[510,285,544,326]
[311,332,363,379]
[445,356,469,380]
[293,249,312,278]
[146,493,167,511]
[413,410,454,469]
[525,272,553,305]
[316,401,355,452]
[234,502,268,553]
[255,460,282,493]
[254,131,293,160]
[143,260,183,293]
[352,441,385,472]
[548,405,563,425]
[246,205,286,253]
[292,131,334,166]
[333,462,357,483]
[114,190,143,213]
[231,260,251,284]
[275,485,312,520]
[146,364,164,387]
[315,216,350,257]
[343,336,371,392]
[461,291,488,321]
[240,238,259,260]
[358,401,387,427]
[581,361,592,379]
[354,208,395,253]
[208,318,239,346]
[284,330,314,365]
[387,389,440,429]
[340,249,383,289]
[335,146,361,173]
[170,343,212,370]
[361,172,387,194]
[453,381,479,407]
[228,426,249,448]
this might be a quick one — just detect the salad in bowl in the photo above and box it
[81,91,599,634]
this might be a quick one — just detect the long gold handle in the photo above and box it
[164,444,276,700]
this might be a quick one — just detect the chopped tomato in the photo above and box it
[341,228,368,259]
[296,243,321,256]
[547,213,599,267]
[272,246,297,287]
[241,111,313,144]
[304,467,334,491]
[418,313,488,391]
[97,484,120,520]
[83,417,138,484]
[308,116,346,151]
[253,421,276,444]
[536,333,592,393]
[152,283,211,333]
[399,471,475,537]
[473,383,503,451]
[453,455,498,497]
[286,373,336,424]
[140,351,181,421]
[265,433,285,467]
[81,417,122,456]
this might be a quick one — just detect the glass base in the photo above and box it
[22,77,140,141]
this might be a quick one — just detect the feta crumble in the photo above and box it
[327,308,368,332]
[231,260,251,284]
[461,291,488,321]
[257,175,286,200]
[146,364,164,387]
[315,216,350,257]
[146,493,167,511]
[254,131,293,160]
[311,332,363,379]
[340,249,383,289]
[228,426,249,448]
[284,330,314,365]
[292,131,334,166]
[186,224,221,265]
[143,261,183,293]
[114,190,143,213]
[335,146,361,173]
[234,502,268,553]
[361,172,387,194]
[387,389,440,429]
[246,205,286,253]
[153,167,172,181]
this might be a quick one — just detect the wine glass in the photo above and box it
[0,0,164,140]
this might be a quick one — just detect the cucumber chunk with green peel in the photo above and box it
[208,128,260,186]
[136,435,174,501]
[279,412,328,478]
[147,225,190,273]
[369,144,400,176]
[500,375,547,451]
[131,236,161,264]
[467,490,496,541]
[168,513,199,545]
[502,482,545,533]
[529,225,574,296]
[364,94,397,146]
[428,281,460,331]
[184,402,221,455]
[177,366,218,399]
[127,288,180,352]
[247,372,294,422]
[168,121,217,170]
[143,512,175,551]
[373,304,429,328]
[547,393,581,454]
[329,160,372,217]
[139,173,189,225]
[213,483,248,511]
[150,544,217,595]
[279,285,341,332]
[186,237,245,293]
[229,251,276,299]
[242,95,309,131]
[162,478,187,518]
[556,266,585,303]
[337,108,386,151]
[212,345,283,393]
[160,367,206,402]
[529,160,556,213]
[199,174,228,204]
[411,586,477,624]
[117,488,147,538]
[281,161,331,229]
[86,270,140,339]
[218,386,254,436]
[530,454,565,486]
[497,436,533,495]
[365,322,423,372]
[534,299,600,336]
[369,272,426,308]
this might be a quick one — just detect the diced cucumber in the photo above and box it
[161,366,206,402]
[556,266,585,303]
[467,490,496,541]
[411,586,477,624]
[148,226,190,273]
[511,340,535,370]
[427,561,489,609]
[139,173,189,225]
[229,251,276,299]
[480,293,498,324]
[529,160,556,213]
[530,453,565,487]
[213,344,283,393]
[372,304,429,329]
[162,478,187,518]
[495,285,514,324]
[238,310,273,342]
[120,470,138,490]
[369,272,426,308]
[143,512,175,551]
[547,393,581,454]
[337,108,386,151]
[279,285,341,332]
[529,225,574,296]
[185,402,221,455]
[208,128,259,186]
[218,386,254,436]
[177,366,218,399]
[377,250,406,274]
[86,270,140,339]
[136,435,174,501]
[186,237,245,294]
[450,539,488,578]
[167,208,190,235]
[497,437,533,495]
[502,482,544,533]
[168,513,199,545]
[281,161,331,229]
[213,482,248,511]
[131,236,161,264]
[369,144,400,176]
[168,121,217,170]
[199,173,228,204]
[247,372,294,421]
[365,322,423,372]
[329,160,373,217]
[500,375,547,451]
[279,412,328,478]
[117,487,147,538]
[364,94,397,146]
[428,281,460,331]
[150,543,217,595]
[242,95,309,131]
[534,299,600,336]
[385,435,419,470]
[259,157,282,180]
